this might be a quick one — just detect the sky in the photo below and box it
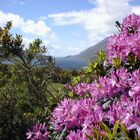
[0,0,140,57]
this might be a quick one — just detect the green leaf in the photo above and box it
[92,129,102,140]
[101,122,111,134]
[97,50,106,61]
[87,64,93,73]
[68,91,74,97]
[128,53,137,64]
[133,130,139,140]
[105,133,113,140]
[119,123,127,132]
[71,76,81,86]
[112,57,122,68]
[113,120,120,136]
[86,133,93,140]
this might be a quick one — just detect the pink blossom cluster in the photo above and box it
[52,98,104,139]
[26,14,140,140]
[26,123,49,140]
[66,130,88,140]
[52,68,140,139]
[51,98,103,131]
[107,95,140,134]
[69,83,90,96]
[107,14,140,63]
[65,95,140,139]
[71,68,130,100]
[122,14,140,32]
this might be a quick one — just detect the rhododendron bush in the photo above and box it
[26,14,140,140]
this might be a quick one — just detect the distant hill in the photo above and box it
[1,38,108,69]
[55,38,108,69]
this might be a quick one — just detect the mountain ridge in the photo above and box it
[55,38,108,69]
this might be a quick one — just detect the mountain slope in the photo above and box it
[74,38,108,60]
[56,38,108,69]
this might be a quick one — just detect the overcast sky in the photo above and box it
[0,0,140,57]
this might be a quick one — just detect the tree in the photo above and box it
[0,21,63,139]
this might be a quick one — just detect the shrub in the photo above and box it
[48,14,140,140]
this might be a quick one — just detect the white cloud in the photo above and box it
[0,11,55,39]
[48,0,140,45]
[48,44,80,57]
[22,37,34,48]
[132,6,140,14]
[19,1,25,5]
[0,10,58,56]
[39,16,47,21]
[12,0,26,5]
[47,41,89,57]
[72,32,80,37]
[21,36,85,57]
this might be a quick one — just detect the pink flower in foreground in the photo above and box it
[26,123,49,140]
[51,98,103,131]
[66,129,91,140]
[71,68,130,101]
[72,83,90,96]
[107,14,140,63]
[122,14,140,33]
[128,69,140,98]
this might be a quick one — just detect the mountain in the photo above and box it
[55,38,108,69]
[1,38,108,69]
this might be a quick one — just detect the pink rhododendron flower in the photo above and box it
[108,14,140,63]
[66,130,88,140]
[27,14,140,140]
[122,14,140,33]
[51,98,103,131]
[26,123,49,140]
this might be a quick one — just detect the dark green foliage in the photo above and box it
[0,22,66,139]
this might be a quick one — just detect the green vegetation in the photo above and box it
[0,22,73,139]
